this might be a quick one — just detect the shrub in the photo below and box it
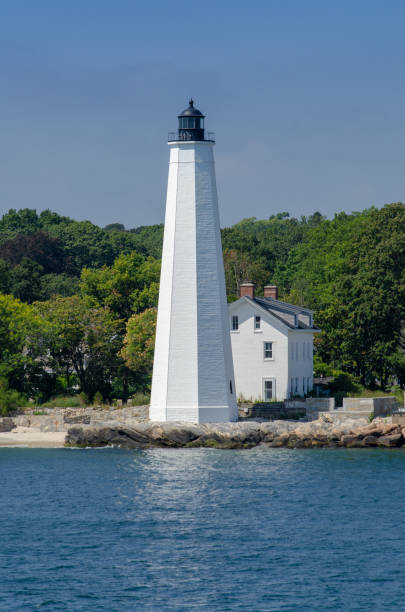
[130,392,150,406]
[79,392,88,406]
[0,378,26,415]
[93,391,103,406]
[390,385,404,404]
[313,355,335,378]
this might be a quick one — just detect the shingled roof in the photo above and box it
[244,296,321,331]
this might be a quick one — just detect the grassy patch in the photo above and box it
[41,395,83,408]
[351,388,403,402]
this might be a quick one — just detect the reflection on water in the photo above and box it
[1,447,405,611]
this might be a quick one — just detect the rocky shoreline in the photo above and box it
[1,406,404,449]
[65,416,405,450]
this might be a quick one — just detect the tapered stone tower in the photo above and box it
[150,100,237,423]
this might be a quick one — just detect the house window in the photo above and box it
[307,377,311,392]
[291,378,294,396]
[295,377,299,393]
[232,315,239,331]
[263,379,273,401]
[263,342,273,359]
[254,316,261,330]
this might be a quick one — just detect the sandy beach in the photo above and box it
[0,427,67,448]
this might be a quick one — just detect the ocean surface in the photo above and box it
[1,447,405,611]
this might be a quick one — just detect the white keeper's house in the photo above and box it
[229,283,321,402]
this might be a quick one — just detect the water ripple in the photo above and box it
[1,447,405,610]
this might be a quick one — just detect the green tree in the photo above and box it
[0,259,11,293]
[10,257,43,303]
[80,252,160,319]
[0,231,65,273]
[35,296,122,399]
[120,308,157,392]
[104,223,125,232]
[223,248,269,299]
[0,293,42,388]
[128,224,164,259]
[47,220,116,274]
[0,208,41,244]
[40,273,80,300]
[286,204,405,388]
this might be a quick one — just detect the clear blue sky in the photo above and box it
[0,0,404,228]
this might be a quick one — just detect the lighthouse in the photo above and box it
[150,100,237,423]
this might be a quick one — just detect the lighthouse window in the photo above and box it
[230,380,233,394]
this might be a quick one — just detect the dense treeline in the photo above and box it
[222,205,405,389]
[0,204,404,410]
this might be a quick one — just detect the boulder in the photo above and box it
[0,417,15,432]
[268,435,288,447]
[260,420,296,443]
[285,435,315,448]
[190,422,262,448]
[377,433,403,447]
[355,426,382,438]
[149,422,205,446]
[64,415,91,425]
[361,435,379,447]
[377,423,401,436]
[340,434,364,447]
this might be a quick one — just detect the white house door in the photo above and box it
[263,379,276,401]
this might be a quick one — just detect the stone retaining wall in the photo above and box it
[342,397,397,416]
[238,402,306,420]
[1,405,149,432]
[285,398,335,411]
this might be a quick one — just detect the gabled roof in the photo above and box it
[254,296,313,316]
[229,296,321,332]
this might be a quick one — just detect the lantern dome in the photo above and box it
[178,99,205,118]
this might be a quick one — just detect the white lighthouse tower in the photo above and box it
[150,100,237,423]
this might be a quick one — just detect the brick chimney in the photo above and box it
[239,281,255,299]
[264,285,278,300]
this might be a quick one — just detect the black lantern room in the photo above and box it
[168,100,215,142]
[178,99,205,140]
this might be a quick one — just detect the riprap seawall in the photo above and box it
[65,417,405,449]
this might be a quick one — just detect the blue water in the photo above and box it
[1,448,405,611]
